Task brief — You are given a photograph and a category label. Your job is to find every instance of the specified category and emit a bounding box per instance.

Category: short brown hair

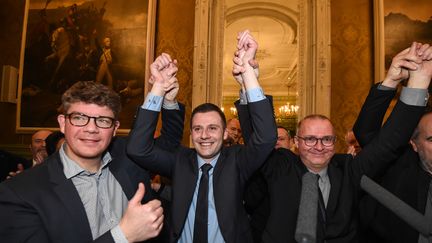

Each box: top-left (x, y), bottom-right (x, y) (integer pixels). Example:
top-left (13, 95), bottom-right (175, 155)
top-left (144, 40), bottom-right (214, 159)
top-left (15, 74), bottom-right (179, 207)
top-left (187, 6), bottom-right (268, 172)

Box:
top-left (61, 81), bottom-right (121, 118)
top-left (191, 103), bottom-right (226, 129)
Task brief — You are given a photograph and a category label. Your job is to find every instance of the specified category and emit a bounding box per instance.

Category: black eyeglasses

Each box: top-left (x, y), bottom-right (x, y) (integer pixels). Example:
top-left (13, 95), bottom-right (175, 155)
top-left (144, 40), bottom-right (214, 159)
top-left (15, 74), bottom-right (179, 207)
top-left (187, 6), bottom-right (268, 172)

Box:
top-left (65, 112), bottom-right (116, 129)
top-left (296, 135), bottom-right (336, 147)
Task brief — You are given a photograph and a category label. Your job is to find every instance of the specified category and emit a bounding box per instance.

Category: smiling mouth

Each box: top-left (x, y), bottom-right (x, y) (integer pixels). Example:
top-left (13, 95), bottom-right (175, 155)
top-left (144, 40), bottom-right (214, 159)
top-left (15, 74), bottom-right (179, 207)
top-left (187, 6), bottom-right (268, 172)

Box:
top-left (80, 138), bottom-right (100, 143)
top-left (200, 142), bottom-right (213, 146)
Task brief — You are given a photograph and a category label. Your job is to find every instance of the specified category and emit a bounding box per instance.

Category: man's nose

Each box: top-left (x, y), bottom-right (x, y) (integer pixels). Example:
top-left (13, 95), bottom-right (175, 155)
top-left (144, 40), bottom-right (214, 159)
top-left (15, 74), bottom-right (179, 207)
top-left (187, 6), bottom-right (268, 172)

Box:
top-left (83, 118), bottom-right (99, 132)
top-left (201, 129), bottom-right (210, 138)
top-left (314, 140), bottom-right (324, 150)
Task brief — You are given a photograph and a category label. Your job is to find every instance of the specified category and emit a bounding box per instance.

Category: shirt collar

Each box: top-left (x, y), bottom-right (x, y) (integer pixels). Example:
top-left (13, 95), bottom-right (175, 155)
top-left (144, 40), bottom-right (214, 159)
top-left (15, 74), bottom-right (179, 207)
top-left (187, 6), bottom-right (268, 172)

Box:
top-left (307, 166), bottom-right (328, 179)
top-left (60, 143), bottom-right (112, 179)
top-left (197, 153), bottom-right (220, 170)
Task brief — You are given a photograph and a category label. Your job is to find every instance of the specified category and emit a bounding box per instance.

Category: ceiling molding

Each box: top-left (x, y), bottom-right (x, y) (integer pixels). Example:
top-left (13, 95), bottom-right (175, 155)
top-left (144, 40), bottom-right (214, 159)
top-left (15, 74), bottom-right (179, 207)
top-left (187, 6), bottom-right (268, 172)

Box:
top-left (226, 3), bottom-right (299, 44)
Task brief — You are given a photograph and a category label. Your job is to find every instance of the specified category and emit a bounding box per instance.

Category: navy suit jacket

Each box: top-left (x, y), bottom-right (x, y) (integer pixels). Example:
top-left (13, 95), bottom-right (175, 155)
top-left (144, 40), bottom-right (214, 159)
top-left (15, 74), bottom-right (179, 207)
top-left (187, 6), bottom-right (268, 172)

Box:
top-left (127, 98), bottom-right (277, 243)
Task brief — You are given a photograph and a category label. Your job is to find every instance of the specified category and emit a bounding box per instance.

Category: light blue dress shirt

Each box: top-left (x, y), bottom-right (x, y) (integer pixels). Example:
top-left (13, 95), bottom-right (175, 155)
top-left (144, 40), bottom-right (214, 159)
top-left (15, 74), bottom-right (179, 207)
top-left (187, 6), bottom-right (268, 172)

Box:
top-left (139, 87), bottom-right (265, 242)
top-left (178, 87), bottom-right (266, 243)
top-left (178, 155), bottom-right (225, 243)
top-left (142, 92), bottom-right (180, 111)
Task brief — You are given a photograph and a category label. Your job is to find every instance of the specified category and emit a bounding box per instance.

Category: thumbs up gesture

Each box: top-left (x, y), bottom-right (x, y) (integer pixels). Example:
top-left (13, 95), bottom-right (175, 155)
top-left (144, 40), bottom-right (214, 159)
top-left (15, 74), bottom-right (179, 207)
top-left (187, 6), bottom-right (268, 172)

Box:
top-left (119, 183), bottom-right (164, 242)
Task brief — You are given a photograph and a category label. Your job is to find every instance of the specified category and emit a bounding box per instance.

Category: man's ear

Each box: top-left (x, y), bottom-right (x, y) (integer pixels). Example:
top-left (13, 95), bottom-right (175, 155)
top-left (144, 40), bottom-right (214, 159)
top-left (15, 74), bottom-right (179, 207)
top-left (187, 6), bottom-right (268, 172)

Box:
top-left (113, 121), bottom-right (120, 136)
top-left (410, 139), bottom-right (418, 152)
top-left (223, 128), bottom-right (229, 140)
top-left (58, 114), bottom-right (66, 134)
top-left (294, 136), bottom-right (299, 147)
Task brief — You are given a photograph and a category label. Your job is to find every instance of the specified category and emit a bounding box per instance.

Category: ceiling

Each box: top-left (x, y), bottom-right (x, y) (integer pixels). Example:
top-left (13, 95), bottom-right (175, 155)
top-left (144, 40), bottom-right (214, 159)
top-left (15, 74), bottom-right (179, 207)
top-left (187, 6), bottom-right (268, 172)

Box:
top-left (222, 0), bottom-right (299, 98)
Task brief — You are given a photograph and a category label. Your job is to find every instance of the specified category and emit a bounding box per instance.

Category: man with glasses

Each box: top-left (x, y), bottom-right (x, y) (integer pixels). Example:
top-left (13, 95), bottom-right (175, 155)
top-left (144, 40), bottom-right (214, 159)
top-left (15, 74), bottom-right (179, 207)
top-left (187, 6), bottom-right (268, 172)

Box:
top-left (248, 42), bottom-right (432, 243)
top-left (0, 69), bottom-right (184, 242)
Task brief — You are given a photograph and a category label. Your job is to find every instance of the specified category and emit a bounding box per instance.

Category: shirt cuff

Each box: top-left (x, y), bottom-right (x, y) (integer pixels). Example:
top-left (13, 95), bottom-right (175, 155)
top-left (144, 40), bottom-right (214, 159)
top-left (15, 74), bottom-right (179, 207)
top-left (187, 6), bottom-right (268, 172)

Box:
top-left (239, 89), bottom-right (247, 105)
top-left (111, 225), bottom-right (129, 243)
top-left (400, 87), bottom-right (429, 106)
top-left (142, 92), bottom-right (163, 111)
top-left (162, 100), bottom-right (180, 110)
top-left (246, 87), bottom-right (265, 103)
top-left (377, 83), bottom-right (397, 91)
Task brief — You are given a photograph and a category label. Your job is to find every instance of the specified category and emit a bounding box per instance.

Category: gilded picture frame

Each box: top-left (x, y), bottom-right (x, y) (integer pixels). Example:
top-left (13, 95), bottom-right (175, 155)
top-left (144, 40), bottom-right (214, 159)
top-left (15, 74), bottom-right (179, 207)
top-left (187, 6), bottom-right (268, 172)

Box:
top-left (374, 0), bottom-right (432, 82)
top-left (16, 0), bottom-right (157, 134)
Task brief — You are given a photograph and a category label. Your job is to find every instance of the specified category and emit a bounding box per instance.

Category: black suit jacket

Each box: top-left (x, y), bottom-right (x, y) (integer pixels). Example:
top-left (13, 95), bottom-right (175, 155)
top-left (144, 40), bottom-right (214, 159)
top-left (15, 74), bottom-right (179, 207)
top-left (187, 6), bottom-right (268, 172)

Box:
top-left (245, 85), bottom-right (425, 243)
top-left (0, 107), bottom-right (185, 243)
top-left (127, 98), bottom-right (277, 243)
top-left (354, 87), bottom-right (432, 243)
top-left (243, 148), bottom-right (297, 243)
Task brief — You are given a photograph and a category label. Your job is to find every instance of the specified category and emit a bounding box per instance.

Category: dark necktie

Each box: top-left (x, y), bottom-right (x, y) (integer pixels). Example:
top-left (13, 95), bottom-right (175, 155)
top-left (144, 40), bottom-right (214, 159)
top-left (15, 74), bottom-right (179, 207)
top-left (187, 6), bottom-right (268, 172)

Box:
top-left (193, 163), bottom-right (213, 243)
top-left (317, 174), bottom-right (327, 226)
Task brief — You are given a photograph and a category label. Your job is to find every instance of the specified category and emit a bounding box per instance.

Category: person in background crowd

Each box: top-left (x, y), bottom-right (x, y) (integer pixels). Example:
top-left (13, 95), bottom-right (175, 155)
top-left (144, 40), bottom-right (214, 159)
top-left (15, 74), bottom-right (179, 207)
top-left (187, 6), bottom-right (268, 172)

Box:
top-left (275, 126), bottom-right (292, 150)
top-left (45, 131), bottom-right (65, 156)
top-left (345, 130), bottom-right (361, 156)
top-left (224, 118), bottom-right (242, 146)
top-left (0, 150), bottom-right (27, 182)
top-left (29, 129), bottom-right (52, 167)
top-left (6, 129), bottom-right (52, 179)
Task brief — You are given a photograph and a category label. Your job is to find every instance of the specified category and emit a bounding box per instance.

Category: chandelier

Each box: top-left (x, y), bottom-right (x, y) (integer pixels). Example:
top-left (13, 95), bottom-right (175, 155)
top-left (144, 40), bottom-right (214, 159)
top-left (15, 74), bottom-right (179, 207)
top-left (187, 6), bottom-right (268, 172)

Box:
top-left (278, 102), bottom-right (299, 117)
top-left (221, 106), bottom-right (237, 116)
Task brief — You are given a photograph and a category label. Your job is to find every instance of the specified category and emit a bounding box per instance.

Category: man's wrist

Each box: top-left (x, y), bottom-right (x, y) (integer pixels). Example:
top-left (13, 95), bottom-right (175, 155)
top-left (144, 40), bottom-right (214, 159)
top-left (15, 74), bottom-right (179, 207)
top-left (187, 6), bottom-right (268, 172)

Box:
top-left (407, 74), bottom-right (431, 89)
top-left (150, 83), bottom-right (165, 96)
top-left (381, 79), bottom-right (399, 89)
top-left (111, 225), bottom-right (129, 243)
top-left (163, 99), bottom-right (179, 110)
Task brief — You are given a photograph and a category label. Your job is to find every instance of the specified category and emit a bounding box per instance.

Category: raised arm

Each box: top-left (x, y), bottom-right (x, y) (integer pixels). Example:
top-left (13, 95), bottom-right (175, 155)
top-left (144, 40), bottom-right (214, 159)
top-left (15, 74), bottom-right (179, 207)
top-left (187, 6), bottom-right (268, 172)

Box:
top-left (233, 30), bottom-right (277, 180)
top-left (354, 42), bottom-right (426, 147)
top-left (351, 42), bottom-right (432, 183)
top-left (127, 53), bottom-right (184, 177)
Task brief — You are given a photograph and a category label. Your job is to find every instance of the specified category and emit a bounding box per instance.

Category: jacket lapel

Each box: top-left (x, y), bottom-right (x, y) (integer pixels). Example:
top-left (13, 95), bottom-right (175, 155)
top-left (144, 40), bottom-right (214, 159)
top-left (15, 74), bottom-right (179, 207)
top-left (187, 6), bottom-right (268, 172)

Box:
top-left (109, 157), bottom-right (135, 200)
top-left (326, 159), bottom-right (343, 215)
top-left (212, 149), bottom-right (227, 186)
top-left (173, 151), bottom-right (199, 235)
top-left (48, 154), bottom-right (93, 241)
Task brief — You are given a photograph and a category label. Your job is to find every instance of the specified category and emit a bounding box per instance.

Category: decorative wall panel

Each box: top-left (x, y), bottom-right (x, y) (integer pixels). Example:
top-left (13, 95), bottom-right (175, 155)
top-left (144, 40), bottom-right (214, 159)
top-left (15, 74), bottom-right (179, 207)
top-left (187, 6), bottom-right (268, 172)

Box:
top-left (331, 0), bottom-right (374, 152)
